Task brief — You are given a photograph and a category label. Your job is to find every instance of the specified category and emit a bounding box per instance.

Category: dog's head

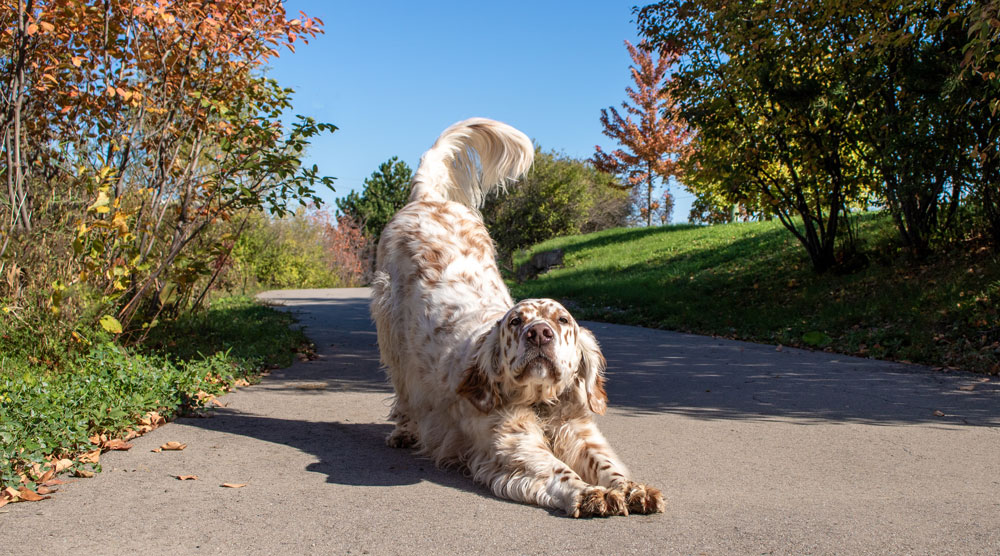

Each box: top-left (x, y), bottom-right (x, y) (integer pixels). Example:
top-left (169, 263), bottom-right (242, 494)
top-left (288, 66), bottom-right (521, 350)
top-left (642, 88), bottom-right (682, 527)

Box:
top-left (457, 299), bottom-right (607, 415)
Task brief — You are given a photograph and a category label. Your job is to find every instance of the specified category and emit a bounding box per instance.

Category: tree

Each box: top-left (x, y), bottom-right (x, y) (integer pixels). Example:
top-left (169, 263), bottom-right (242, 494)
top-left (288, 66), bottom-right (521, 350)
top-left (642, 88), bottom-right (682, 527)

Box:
top-left (637, 1), bottom-right (877, 272)
top-left (336, 156), bottom-right (413, 243)
top-left (593, 40), bottom-right (691, 227)
top-left (482, 148), bottom-right (629, 264)
top-left (0, 0), bottom-right (334, 330)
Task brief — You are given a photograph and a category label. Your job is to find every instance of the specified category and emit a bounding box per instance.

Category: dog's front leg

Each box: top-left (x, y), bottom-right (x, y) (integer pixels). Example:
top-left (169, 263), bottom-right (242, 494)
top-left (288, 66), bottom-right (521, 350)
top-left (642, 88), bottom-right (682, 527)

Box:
top-left (550, 418), bottom-right (665, 515)
top-left (474, 409), bottom-right (627, 518)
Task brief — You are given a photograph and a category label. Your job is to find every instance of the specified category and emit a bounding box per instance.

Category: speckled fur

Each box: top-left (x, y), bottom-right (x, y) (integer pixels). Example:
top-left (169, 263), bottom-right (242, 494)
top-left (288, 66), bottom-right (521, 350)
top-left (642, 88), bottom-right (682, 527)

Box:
top-left (370, 118), bottom-right (664, 517)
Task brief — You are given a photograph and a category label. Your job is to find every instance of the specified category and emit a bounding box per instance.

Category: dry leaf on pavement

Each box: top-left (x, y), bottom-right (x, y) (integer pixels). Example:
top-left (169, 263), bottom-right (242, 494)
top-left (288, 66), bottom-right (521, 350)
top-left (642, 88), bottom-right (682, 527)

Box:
top-left (73, 469), bottom-right (95, 478)
top-left (176, 475), bottom-right (198, 481)
top-left (104, 438), bottom-right (133, 451)
top-left (160, 441), bottom-right (187, 451)
top-left (78, 449), bottom-right (101, 464)
top-left (220, 483), bottom-right (247, 488)
top-left (17, 487), bottom-right (47, 502)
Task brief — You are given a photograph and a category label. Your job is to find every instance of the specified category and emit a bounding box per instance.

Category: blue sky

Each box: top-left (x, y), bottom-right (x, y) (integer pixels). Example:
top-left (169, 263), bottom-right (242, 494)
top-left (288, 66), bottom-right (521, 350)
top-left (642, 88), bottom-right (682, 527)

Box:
top-left (268, 1), bottom-right (693, 222)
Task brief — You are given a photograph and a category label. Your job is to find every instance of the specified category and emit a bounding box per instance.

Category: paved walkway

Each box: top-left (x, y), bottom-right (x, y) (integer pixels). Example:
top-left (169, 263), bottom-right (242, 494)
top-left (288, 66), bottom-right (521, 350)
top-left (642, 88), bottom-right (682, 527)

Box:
top-left (3, 288), bottom-right (999, 554)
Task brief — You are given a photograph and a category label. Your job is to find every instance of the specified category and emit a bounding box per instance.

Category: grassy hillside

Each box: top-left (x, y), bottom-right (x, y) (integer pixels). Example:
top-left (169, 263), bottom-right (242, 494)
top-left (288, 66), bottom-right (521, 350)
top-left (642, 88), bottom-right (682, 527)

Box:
top-left (511, 215), bottom-right (1000, 375)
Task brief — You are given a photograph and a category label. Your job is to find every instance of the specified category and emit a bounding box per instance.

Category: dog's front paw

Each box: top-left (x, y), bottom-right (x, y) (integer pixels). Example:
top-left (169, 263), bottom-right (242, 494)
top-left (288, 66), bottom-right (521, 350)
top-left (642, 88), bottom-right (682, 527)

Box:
top-left (618, 481), bottom-right (665, 515)
top-left (570, 486), bottom-right (629, 518)
top-left (385, 428), bottom-right (418, 449)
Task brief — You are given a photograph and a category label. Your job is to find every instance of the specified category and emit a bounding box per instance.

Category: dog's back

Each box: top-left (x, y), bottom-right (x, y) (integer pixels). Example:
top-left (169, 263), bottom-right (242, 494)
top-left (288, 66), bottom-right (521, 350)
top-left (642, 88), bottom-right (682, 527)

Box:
top-left (370, 118), bottom-right (534, 454)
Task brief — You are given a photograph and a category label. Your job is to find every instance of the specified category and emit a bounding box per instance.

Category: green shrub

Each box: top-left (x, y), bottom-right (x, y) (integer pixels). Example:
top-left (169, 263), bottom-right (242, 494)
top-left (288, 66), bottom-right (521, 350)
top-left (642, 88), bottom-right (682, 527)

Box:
top-left (482, 147), bottom-right (629, 266)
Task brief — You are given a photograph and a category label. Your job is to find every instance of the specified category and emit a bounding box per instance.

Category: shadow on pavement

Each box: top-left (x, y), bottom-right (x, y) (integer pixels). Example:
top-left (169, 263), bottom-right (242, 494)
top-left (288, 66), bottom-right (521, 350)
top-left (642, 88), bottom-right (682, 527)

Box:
top-left (261, 291), bottom-right (1000, 428)
top-left (593, 323), bottom-right (1000, 427)
top-left (183, 410), bottom-right (481, 492)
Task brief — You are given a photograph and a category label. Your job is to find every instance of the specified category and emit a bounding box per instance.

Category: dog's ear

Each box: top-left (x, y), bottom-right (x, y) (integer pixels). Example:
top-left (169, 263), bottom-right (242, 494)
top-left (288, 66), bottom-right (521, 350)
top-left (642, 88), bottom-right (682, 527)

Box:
top-left (578, 327), bottom-right (608, 415)
top-left (457, 363), bottom-right (497, 413)
top-left (456, 324), bottom-right (502, 413)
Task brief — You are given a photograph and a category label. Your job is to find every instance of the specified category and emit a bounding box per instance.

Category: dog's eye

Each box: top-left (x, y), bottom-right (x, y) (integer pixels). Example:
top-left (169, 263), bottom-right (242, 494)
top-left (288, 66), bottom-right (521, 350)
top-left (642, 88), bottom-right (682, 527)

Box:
top-left (509, 317), bottom-right (522, 327)
top-left (558, 316), bottom-right (569, 324)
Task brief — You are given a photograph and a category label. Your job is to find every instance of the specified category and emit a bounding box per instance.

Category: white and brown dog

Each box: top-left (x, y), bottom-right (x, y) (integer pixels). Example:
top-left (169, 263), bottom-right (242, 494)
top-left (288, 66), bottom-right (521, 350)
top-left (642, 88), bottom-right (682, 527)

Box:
top-left (371, 118), bottom-right (664, 517)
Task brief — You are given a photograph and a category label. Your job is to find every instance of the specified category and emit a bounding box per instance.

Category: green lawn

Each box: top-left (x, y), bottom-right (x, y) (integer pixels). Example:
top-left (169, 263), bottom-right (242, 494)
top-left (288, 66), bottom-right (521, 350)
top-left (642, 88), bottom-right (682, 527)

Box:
top-left (511, 214), bottom-right (1000, 375)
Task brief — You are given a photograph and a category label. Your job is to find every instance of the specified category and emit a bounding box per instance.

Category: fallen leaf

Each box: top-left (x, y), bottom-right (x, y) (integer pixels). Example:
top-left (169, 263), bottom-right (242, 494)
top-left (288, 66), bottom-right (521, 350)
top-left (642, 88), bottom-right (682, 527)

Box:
top-left (0, 497), bottom-right (8, 508)
top-left (105, 438), bottom-right (133, 450)
top-left (220, 483), bottom-right (246, 488)
top-left (54, 459), bottom-right (74, 473)
top-left (3, 486), bottom-right (20, 500)
top-left (234, 378), bottom-right (250, 387)
top-left (78, 449), bottom-right (101, 464)
top-left (176, 475), bottom-right (198, 481)
top-left (958, 385), bottom-right (976, 392)
top-left (933, 410), bottom-right (946, 417)
top-left (104, 438), bottom-right (134, 451)
top-left (74, 469), bottom-right (95, 478)
top-left (42, 479), bottom-right (69, 487)
top-left (150, 448), bottom-right (162, 453)
top-left (160, 441), bottom-right (187, 451)
top-left (775, 344), bottom-right (784, 352)
top-left (38, 468), bottom-right (55, 484)
top-left (210, 398), bottom-right (227, 407)
top-left (36, 485), bottom-right (57, 495)
top-left (17, 488), bottom-right (46, 502)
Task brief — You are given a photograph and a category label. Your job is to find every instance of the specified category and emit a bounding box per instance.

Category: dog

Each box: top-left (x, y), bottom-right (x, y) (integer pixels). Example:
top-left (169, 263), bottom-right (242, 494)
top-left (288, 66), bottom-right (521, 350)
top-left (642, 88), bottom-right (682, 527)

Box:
top-left (370, 118), bottom-right (664, 517)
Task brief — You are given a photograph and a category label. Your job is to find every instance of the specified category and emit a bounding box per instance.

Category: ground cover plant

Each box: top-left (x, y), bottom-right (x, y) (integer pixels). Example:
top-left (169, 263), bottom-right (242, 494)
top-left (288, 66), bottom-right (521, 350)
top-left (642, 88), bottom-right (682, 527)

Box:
top-left (512, 214), bottom-right (1000, 375)
top-left (0, 295), bottom-right (308, 500)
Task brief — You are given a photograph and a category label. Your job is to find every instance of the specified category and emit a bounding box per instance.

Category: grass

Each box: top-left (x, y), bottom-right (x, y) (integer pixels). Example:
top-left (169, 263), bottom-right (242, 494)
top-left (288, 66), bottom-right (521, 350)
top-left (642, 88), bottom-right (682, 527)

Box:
top-left (511, 213), bottom-right (1000, 375)
top-left (0, 295), bottom-right (309, 490)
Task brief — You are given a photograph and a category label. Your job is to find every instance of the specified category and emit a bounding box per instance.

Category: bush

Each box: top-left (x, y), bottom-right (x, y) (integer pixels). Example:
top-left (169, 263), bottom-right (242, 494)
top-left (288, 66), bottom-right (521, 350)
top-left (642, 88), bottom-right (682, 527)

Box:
top-left (224, 210), bottom-right (341, 294)
top-left (481, 148), bottom-right (629, 265)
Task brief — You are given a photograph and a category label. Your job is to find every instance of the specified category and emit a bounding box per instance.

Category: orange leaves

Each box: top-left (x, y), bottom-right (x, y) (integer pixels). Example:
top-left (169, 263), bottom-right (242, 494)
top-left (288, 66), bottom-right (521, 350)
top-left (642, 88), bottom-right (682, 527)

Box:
top-left (159, 441), bottom-right (187, 451)
top-left (0, 459), bottom-right (72, 506)
top-left (103, 439), bottom-right (134, 451)
top-left (220, 483), bottom-right (246, 489)
top-left (78, 449), bottom-right (101, 465)
top-left (594, 40), bottom-right (692, 226)
top-left (176, 475), bottom-right (198, 481)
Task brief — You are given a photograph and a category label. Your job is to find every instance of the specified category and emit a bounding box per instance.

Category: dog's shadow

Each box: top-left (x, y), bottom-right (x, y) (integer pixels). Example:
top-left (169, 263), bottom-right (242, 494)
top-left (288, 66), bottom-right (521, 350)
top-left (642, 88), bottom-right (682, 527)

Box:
top-left (182, 410), bottom-right (482, 492)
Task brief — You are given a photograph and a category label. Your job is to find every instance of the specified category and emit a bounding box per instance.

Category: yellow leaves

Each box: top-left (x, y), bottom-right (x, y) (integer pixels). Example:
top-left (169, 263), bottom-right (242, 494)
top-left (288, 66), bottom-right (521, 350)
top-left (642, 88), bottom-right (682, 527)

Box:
top-left (99, 315), bottom-right (123, 334)
top-left (88, 191), bottom-right (111, 213)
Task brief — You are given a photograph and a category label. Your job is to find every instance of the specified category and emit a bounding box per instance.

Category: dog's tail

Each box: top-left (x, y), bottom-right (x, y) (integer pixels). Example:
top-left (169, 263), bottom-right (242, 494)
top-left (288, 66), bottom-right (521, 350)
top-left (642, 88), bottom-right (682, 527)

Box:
top-left (409, 118), bottom-right (534, 208)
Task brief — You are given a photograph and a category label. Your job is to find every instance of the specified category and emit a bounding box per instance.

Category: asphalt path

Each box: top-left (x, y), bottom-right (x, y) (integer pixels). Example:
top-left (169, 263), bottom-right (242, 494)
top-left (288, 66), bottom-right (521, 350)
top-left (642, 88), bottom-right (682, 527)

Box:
top-left (3, 288), bottom-right (999, 555)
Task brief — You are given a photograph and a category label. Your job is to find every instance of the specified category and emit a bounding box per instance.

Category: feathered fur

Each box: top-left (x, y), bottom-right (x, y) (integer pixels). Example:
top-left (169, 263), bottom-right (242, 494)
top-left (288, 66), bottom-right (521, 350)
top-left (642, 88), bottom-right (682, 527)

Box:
top-left (370, 118), bottom-right (664, 517)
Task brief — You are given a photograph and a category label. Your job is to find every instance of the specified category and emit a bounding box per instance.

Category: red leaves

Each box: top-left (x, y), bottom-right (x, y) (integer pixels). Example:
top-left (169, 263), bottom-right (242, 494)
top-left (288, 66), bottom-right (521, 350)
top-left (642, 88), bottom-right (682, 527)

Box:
top-left (594, 40), bottom-right (693, 226)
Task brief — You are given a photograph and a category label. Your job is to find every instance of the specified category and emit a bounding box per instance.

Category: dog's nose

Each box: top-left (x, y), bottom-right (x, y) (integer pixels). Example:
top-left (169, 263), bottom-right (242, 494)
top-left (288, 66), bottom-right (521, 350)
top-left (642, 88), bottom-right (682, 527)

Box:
top-left (525, 323), bottom-right (554, 346)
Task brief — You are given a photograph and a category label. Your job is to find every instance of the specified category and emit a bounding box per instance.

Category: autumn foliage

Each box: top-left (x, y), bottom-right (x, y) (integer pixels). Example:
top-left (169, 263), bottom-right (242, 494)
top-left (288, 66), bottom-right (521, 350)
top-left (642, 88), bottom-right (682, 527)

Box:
top-left (593, 40), bottom-right (691, 227)
top-left (1, 0), bottom-right (334, 333)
